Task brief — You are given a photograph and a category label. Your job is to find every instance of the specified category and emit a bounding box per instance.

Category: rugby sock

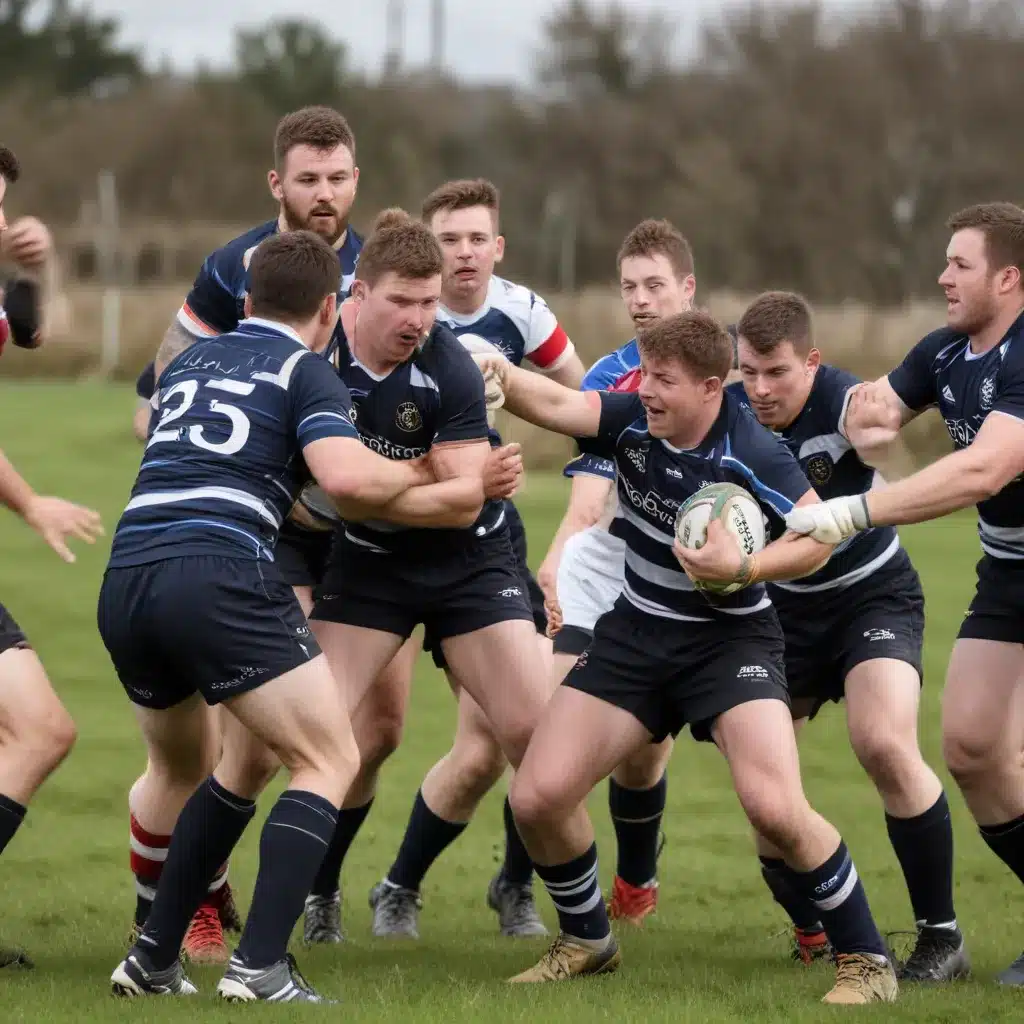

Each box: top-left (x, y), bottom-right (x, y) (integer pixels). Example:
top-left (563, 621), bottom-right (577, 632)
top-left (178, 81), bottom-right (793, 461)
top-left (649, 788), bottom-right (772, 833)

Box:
top-left (885, 792), bottom-right (957, 928)
top-left (609, 774), bottom-right (666, 887)
top-left (386, 789), bottom-right (467, 892)
top-left (758, 856), bottom-right (824, 932)
top-left (310, 797), bottom-right (374, 898)
top-left (534, 843), bottom-right (611, 944)
top-left (979, 811), bottom-right (1024, 886)
top-left (789, 841), bottom-right (887, 958)
top-left (0, 793), bottom-right (26, 856)
top-left (236, 790), bottom-right (339, 969)
top-left (500, 796), bottom-right (534, 886)
top-left (135, 777), bottom-right (256, 970)
top-left (130, 814), bottom-right (170, 928)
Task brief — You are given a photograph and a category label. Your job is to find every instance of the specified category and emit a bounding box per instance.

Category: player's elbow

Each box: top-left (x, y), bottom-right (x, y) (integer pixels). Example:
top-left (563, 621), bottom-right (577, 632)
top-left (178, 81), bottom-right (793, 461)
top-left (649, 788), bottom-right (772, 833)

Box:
top-left (320, 467), bottom-right (382, 506)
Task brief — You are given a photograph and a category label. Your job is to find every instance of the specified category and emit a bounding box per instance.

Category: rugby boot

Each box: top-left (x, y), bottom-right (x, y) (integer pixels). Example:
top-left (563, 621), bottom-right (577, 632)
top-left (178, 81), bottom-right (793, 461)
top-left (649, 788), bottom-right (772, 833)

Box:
top-left (303, 890), bottom-right (344, 944)
top-left (181, 899), bottom-right (230, 964)
top-left (369, 879), bottom-right (421, 938)
top-left (821, 953), bottom-right (898, 1005)
top-left (508, 933), bottom-right (621, 983)
top-left (111, 947), bottom-right (197, 997)
top-left (607, 875), bottom-right (658, 924)
top-left (213, 880), bottom-right (243, 933)
top-left (487, 872), bottom-right (548, 937)
top-left (996, 949), bottom-right (1024, 986)
top-left (898, 925), bottom-right (969, 982)
top-left (217, 952), bottom-right (333, 1003)
top-left (792, 925), bottom-right (832, 965)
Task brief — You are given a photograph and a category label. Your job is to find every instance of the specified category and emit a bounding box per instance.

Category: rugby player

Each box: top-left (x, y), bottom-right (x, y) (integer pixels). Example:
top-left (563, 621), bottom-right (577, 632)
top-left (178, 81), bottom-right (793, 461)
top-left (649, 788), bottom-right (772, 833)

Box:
top-left (785, 201), bottom-right (1024, 984)
top-left (124, 105), bottom-right (407, 961)
top-left (306, 210), bottom-right (556, 945)
top-left (105, 230), bottom-right (447, 1002)
top-left (473, 311), bottom-right (899, 1004)
top-left (733, 290), bottom-right (966, 979)
top-left (333, 180), bottom-right (582, 941)
top-left (536, 220), bottom-right (696, 925)
top-left (0, 144), bottom-right (103, 967)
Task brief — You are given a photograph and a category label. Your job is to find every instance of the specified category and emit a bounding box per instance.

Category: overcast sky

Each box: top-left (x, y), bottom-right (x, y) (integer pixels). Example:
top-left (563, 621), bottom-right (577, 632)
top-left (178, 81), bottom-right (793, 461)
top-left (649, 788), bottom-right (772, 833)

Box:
top-left (78, 0), bottom-right (869, 82)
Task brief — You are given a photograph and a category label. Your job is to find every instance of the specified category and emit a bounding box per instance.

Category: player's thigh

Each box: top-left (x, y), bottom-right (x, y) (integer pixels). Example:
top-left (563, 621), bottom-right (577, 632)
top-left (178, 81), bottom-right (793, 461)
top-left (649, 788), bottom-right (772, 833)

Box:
top-left (312, 620), bottom-right (408, 715)
top-left (292, 585), bottom-right (314, 618)
top-left (442, 618), bottom-right (550, 759)
top-left (514, 684), bottom-right (652, 820)
top-left (351, 634), bottom-right (418, 759)
top-left (942, 638), bottom-right (1024, 764)
top-left (132, 692), bottom-right (217, 782)
top-left (224, 653), bottom-right (357, 783)
top-left (712, 698), bottom-right (808, 836)
top-left (845, 657), bottom-right (923, 755)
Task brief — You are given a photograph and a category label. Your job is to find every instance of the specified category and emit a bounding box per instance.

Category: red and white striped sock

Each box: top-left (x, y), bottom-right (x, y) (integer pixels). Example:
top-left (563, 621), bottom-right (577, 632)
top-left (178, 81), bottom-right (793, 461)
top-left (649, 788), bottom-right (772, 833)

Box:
top-left (130, 813), bottom-right (169, 928)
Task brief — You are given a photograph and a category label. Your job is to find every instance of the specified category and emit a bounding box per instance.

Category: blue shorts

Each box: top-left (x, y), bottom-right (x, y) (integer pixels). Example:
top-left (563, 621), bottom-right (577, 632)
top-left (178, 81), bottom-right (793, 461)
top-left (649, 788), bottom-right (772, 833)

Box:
top-left (98, 555), bottom-right (320, 709)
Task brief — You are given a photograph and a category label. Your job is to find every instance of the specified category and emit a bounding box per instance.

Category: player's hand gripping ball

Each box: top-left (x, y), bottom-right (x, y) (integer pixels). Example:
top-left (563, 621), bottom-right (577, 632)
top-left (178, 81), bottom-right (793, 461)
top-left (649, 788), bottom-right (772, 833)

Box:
top-left (674, 482), bottom-right (765, 595)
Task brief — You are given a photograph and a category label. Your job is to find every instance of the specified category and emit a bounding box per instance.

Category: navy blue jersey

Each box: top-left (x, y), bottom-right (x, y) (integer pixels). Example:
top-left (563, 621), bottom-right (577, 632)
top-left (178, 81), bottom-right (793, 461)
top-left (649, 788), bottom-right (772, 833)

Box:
top-left (330, 320), bottom-right (495, 554)
top-left (889, 312), bottom-right (1024, 559)
top-left (108, 318), bottom-right (360, 568)
top-left (729, 366), bottom-right (901, 589)
top-left (581, 390), bottom-right (813, 621)
top-left (180, 219), bottom-right (363, 338)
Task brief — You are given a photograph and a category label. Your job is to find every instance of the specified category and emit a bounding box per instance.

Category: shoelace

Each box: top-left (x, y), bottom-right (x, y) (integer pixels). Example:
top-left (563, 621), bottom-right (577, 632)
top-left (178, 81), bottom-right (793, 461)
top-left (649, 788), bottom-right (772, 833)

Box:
top-left (184, 904), bottom-right (223, 949)
top-left (900, 929), bottom-right (959, 975)
top-left (834, 953), bottom-right (882, 990)
top-left (539, 938), bottom-right (576, 979)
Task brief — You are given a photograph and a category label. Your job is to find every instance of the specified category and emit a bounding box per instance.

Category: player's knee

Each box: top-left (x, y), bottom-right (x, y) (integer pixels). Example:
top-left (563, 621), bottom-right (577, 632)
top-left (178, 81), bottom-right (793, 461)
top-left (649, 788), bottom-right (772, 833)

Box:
top-left (738, 785), bottom-right (804, 851)
top-left (452, 735), bottom-right (507, 798)
top-left (613, 745), bottom-right (668, 790)
top-left (19, 700), bottom-right (77, 775)
top-left (509, 770), bottom-right (571, 831)
top-left (851, 729), bottom-right (918, 793)
top-left (942, 723), bottom-right (999, 787)
top-left (354, 711), bottom-right (404, 772)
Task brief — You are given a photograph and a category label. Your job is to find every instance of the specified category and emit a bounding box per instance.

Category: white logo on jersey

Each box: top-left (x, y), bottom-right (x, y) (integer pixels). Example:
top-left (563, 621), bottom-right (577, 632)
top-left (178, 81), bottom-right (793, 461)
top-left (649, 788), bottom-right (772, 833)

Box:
top-left (498, 586), bottom-right (522, 598)
top-left (980, 376), bottom-right (995, 411)
top-left (620, 475), bottom-right (680, 526)
top-left (666, 467), bottom-right (683, 479)
top-left (942, 384), bottom-right (955, 403)
top-left (623, 445), bottom-right (647, 473)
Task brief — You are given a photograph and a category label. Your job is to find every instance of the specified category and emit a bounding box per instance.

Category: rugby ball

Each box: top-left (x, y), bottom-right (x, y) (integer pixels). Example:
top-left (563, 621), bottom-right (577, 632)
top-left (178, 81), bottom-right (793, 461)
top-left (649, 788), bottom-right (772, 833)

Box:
top-left (675, 482), bottom-right (765, 595)
top-left (288, 482), bottom-right (341, 532)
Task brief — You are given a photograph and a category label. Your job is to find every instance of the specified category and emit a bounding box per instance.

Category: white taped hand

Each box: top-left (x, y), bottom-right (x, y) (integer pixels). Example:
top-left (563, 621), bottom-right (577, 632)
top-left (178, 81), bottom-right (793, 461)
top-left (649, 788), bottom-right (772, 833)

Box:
top-left (784, 494), bottom-right (872, 545)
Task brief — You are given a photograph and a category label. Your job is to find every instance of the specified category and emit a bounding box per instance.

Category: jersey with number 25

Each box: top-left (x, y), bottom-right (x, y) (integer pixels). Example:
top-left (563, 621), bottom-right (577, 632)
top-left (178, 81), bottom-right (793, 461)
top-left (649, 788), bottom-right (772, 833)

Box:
top-left (108, 318), bottom-right (360, 568)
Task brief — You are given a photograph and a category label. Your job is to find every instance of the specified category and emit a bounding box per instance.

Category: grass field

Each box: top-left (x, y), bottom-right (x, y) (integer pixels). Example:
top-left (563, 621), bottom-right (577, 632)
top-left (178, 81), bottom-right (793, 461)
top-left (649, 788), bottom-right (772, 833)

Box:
top-left (0, 380), bottom-right (1021, 1022)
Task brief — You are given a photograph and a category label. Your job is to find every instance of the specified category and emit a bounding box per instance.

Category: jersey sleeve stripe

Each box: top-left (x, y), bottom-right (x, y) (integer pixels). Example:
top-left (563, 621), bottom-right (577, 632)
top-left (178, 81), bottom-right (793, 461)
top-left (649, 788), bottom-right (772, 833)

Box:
top-left (177, 304), bottom-right (221, 338)
top-left (528, 325), bottom-right (572, 370)
top-left (720, 455), bottom-right (796, 516)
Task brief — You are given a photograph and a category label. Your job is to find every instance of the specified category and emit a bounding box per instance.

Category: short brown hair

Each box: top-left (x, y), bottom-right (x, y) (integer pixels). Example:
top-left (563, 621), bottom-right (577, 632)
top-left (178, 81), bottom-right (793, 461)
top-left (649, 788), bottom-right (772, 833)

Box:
top-left (737, 291), bottom-right (814, 357)
top-left (617, 219), bottom-right (694, 279)
top-left (637, 310), bottom-right (733, 380)
top-left (0, 146), bottom-right (20, 184)
top-left (274, 106), bottom-right (355, 169)
top-left (948, 202), bottom-right (1024, 287)
top-left (357, 207), bottom-right (443, 286)
top-left (248, 230), bottom-right (340, 322)
top-left (421, 178), bottom-right (500, 226)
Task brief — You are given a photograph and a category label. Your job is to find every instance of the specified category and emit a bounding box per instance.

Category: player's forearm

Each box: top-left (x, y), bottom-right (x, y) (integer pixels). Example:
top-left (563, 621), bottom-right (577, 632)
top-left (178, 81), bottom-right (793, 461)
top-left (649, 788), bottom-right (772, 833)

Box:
top-left (503, 365), bottom-right (591, 436)
top-left (376, 477), bottom-right (485, 528)
top-left (864, 447), bottom-right (1008, 526)
top-left (0, 450), bottom-right (36, 518)
top-left (755, 533), bottom-right (831, 582)
top-left (320, 450), bottom-right (430, 509)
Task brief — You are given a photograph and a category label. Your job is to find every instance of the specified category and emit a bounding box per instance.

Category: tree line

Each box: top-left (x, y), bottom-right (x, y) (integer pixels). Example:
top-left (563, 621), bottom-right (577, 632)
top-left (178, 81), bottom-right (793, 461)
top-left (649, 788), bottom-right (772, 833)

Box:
top-left (1, 0), bottom-right (1022, 304)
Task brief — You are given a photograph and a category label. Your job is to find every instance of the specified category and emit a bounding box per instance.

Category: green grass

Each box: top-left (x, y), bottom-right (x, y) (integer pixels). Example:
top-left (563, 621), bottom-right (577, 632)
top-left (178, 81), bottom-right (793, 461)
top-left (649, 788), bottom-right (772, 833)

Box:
top-left (0, 379), bottom-right (1020, 1022)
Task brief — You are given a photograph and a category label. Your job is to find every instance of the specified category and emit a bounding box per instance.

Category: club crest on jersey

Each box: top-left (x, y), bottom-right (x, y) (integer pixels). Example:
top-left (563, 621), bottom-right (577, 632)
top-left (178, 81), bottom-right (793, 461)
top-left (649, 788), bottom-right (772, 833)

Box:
top-left (396, 401), bottom-right (422, 432)
top-left (804, 452), bottom-right (833, 486)
top-left (980, 376), bottom-right (995, 411)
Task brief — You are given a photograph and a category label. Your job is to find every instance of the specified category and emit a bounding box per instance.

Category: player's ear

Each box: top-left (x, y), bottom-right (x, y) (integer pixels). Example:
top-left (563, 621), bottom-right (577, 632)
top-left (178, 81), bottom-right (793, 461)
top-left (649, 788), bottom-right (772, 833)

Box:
top-left (494, 234), bottom-right (505, 264)
top-left (320, 291), bottom-right (338, 325)
top-left (268, 169), bottom-right (283, 202)
top-left (682, 273), bottom-right (696, 305)
top-left (350, 279), bottom-right (367, 302)
top-left (243, 293), bottom-right (253, 318)
top-left (806, 347), bottom-right (821, 373)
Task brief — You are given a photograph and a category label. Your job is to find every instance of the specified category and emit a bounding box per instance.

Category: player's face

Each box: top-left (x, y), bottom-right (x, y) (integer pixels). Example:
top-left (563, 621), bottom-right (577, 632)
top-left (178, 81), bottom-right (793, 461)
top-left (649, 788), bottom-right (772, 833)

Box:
top-left (353, 271), bottom-right (442, 363)
top-left (737, 338), bottom-right (819, 429)
top-left (939, 227), bottom-right (1006, 335)
top-left (431, 206), bottom-right (504, 306)
top-left (619, 254), bottom-right (695, 332)
top-left (270, 144), bottom-right (358, 246)
top-left (638, 353), bottom-right (718, 441)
